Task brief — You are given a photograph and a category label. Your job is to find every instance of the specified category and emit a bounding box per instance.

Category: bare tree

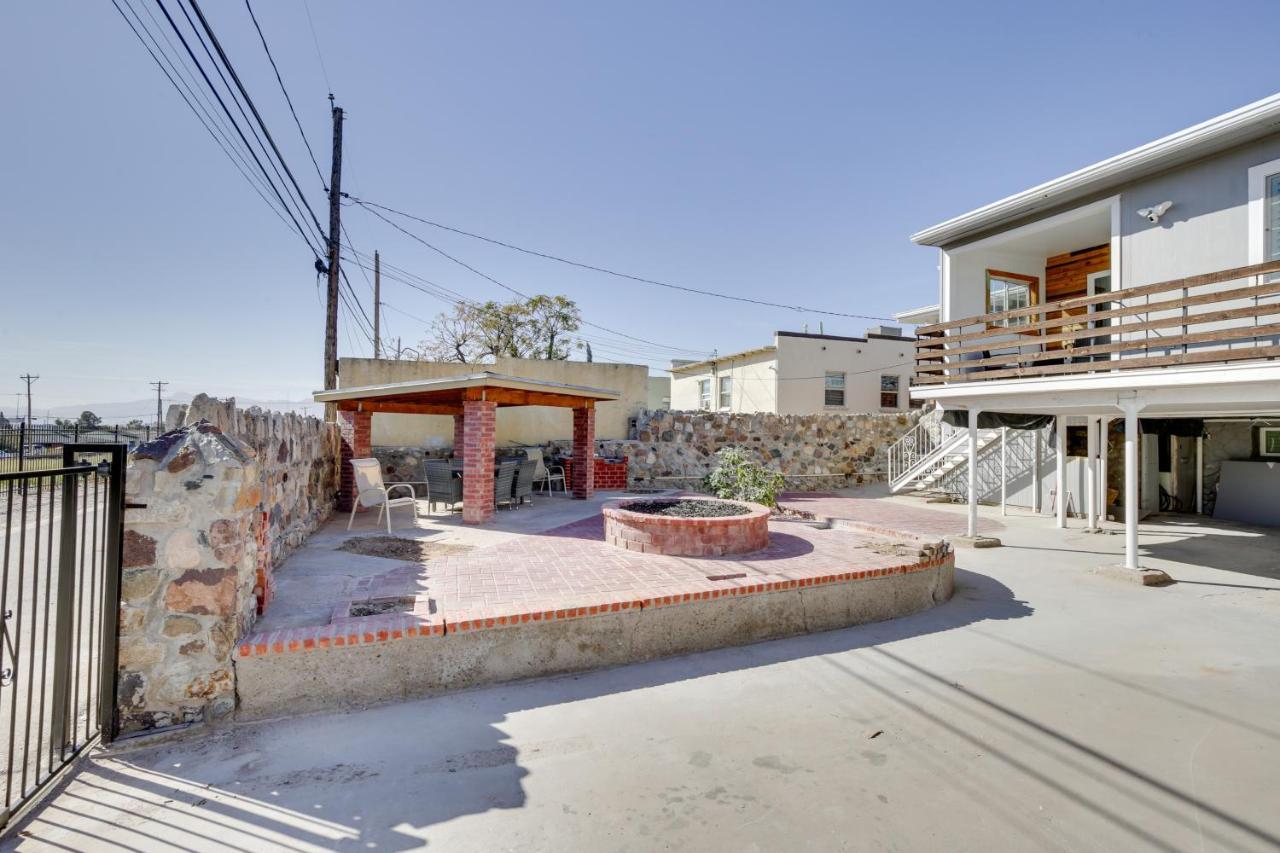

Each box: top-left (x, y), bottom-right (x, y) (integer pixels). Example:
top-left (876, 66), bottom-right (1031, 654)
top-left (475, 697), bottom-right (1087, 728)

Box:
top-left (420, 296), bottom-right (582, 362)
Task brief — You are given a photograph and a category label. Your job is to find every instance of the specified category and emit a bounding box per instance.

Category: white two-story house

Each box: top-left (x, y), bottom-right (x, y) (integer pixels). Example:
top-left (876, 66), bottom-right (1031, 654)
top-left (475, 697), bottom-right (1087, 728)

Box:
top-left (898, 92), bottom-right (1280, 579)
top-left (669, 328), bottom-right (918, 415)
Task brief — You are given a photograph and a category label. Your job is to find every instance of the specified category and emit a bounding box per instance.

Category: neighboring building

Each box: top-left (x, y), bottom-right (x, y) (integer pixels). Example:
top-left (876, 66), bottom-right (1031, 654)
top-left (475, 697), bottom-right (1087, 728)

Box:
top-left (893, 92), bottom-right (1280, 573)
top-left (339, 356), bottom-right (648, 447)
top-left (669, 328), bottom-right (917, 415)
top-left (646, 375), bottom-right (671, 411)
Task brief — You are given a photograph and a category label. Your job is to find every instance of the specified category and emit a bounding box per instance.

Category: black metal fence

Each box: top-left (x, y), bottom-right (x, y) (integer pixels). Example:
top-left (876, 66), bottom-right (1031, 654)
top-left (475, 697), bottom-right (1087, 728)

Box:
top-left (0, 424), bottom-right (154, 473)
top-left (0, 444), bottom-right (124, 829)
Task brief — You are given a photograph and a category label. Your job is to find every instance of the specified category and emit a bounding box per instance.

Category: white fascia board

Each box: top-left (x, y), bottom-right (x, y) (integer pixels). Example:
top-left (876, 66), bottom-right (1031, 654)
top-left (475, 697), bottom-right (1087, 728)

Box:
top-left (912, 93), bottom-right (1280, 248)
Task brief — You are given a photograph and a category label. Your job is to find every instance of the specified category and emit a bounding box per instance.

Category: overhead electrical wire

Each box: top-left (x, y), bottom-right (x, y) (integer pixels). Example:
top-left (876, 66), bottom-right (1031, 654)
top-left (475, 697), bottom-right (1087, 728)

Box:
top-left (345, 195), bottom-right (899, 323)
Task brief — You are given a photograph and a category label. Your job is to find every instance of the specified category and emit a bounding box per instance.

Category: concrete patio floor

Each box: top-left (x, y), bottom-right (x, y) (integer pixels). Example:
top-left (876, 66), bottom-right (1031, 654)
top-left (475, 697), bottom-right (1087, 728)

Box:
top-left (7, 494), bottom-right (1280, 851)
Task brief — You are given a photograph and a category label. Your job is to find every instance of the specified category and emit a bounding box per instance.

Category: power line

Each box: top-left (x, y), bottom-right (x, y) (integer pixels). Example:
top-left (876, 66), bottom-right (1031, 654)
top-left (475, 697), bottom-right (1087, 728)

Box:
top-left (348, 200), bottom-right (712, 356)
top-left (345, 195), bottom-right (899, 323)
top-left (299, 0), bottom-right (332, 96)
top-left (242, 0), bottom-right (327, 188)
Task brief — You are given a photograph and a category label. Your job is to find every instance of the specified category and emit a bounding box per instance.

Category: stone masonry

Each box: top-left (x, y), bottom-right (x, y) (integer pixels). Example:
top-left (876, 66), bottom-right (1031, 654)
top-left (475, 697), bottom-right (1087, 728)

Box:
top-left (118, 399), bottom-right (338, 735)
top-left (552, 409), bottom-right (919, 492)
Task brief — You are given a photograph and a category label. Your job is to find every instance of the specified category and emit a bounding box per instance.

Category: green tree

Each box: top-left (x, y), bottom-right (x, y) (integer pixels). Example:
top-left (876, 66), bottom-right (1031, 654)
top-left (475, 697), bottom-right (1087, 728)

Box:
top-left (420, 295), bottom-right (582, 362)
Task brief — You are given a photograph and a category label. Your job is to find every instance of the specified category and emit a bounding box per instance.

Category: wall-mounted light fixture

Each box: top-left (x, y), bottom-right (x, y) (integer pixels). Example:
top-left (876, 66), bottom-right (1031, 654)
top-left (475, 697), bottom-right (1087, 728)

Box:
top-left (1137, 201), bottom-right (1173, 224)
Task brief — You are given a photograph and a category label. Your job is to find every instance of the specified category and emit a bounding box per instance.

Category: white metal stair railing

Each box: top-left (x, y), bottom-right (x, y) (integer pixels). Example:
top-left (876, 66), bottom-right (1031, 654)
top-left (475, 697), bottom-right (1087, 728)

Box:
top-left (916, 429), bottom-right (1004, 496)
top-left (888, 409), bottom-right (964, 492)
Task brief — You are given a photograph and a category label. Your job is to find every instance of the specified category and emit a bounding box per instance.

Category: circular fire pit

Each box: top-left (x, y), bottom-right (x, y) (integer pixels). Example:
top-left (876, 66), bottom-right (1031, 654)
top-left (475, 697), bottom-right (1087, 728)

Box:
top-left (603, 498), bottom-right (770, 557)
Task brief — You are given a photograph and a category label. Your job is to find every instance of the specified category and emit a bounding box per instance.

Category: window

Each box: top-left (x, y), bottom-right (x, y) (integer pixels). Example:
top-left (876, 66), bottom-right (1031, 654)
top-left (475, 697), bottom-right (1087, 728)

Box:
top-left (718, 375), bottom-right (732, 409)
top-left (698, 379), bottom-right (711, 410)
top-left (985, 270), bottom-right (1039, 328)
top-left (879, 374), bottom-right (900, 409)
top-left (1269, 172), bottom-right (1280, 262)
top-left (824, 372), bottom-right (845, 407)
top-left (1247, 158), bottom-right (1280, 280)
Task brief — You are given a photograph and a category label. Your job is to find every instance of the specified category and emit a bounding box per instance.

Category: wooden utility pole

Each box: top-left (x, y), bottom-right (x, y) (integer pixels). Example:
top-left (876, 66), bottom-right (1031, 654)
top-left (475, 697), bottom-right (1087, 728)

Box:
top-left (323, 102), bottom-right (344, 419)
top-left (373, 250), bottom-right (382, 359)
top-left (150, 380), bottom-right (168, 431)
top-left (19, 374), bottom-right (38, 432)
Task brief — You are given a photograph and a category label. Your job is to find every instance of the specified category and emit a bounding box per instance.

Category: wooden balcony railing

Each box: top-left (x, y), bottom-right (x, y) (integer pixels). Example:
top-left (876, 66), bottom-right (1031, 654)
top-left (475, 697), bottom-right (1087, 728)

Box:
top-left (914, 260), bottom-right (1280, 385)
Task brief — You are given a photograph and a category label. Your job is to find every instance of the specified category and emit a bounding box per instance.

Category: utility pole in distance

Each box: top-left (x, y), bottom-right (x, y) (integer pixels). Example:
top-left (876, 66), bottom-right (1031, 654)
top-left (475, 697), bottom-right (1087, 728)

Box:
top-left (150, 380), bottom-right (168, 431)
top-left (323, 100), bottom-right (344, 419)
top-left (19, 374), bottom-right (38, 431)
top-left (373, 250), bottom-right (382, 359)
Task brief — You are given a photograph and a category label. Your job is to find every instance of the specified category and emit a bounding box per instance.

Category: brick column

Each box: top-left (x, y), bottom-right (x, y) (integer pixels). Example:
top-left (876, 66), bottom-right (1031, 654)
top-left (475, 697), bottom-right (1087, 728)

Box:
top-left (452, 414), bottom-right (466, 457)
top-left (462, 400), bottom-right (496, 524)
top-left (338, 410), bottom-right (372, 512)
top-left (571, 406), bottom-right (595, 499)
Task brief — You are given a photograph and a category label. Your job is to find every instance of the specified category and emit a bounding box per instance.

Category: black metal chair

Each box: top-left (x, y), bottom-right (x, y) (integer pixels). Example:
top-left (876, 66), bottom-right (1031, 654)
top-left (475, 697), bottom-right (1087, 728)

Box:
top-left (423, 459), bottom-right (463, 514)
top-left (494, 460), bottom-right (519, 509)
top-left (512, 460), bottom-right (537, 508)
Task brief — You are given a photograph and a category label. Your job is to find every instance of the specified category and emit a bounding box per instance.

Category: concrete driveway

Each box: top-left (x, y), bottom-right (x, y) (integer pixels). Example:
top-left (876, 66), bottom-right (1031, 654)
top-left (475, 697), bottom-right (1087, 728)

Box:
top-left (6, 498), bottom-right (1279, 851)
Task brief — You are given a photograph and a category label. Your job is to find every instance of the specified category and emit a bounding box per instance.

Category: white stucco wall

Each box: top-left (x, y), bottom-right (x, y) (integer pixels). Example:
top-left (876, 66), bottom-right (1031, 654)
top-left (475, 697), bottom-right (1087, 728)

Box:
top-left (339, 357), bottom-right (649, 448)
top-left (670, 350), bottom-right (778, 413)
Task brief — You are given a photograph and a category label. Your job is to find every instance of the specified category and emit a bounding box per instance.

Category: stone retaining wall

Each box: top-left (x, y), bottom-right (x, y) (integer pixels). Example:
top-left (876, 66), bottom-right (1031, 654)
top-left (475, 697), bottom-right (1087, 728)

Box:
top-left (118, 398), bottom-right (339, 735)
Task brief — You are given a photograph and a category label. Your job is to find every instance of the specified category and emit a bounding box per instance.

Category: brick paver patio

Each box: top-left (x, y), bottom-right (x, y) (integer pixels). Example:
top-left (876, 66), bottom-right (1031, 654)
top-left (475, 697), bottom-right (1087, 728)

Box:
top-left (777, 492), bottom-right (1005, 538)
top-left (239, 510), bottom-right (942, 656)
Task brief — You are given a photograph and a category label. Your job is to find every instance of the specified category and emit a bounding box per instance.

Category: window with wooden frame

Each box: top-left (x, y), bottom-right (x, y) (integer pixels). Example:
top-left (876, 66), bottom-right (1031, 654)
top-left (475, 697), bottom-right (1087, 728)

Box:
top-left (985, 269), bottom-right (1039, 329)
top-left (879, 374), bottom-right (900, 409)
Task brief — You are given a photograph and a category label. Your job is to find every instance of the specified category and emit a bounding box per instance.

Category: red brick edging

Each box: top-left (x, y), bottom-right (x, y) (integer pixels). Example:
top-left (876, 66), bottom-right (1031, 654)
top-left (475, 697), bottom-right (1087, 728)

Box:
top-left (236, 551), bottom-right (953, 659)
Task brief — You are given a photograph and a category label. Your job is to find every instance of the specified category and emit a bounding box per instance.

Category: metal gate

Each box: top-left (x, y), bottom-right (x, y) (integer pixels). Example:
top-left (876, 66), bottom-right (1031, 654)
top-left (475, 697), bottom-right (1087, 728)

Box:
top-left (0, 444), bottom-right (124, 829)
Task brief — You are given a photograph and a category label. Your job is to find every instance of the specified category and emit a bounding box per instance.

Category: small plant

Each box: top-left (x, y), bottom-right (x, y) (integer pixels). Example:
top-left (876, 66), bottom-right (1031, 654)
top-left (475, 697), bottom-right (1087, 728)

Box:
top-left (703, 446), bottom-right (785, 507)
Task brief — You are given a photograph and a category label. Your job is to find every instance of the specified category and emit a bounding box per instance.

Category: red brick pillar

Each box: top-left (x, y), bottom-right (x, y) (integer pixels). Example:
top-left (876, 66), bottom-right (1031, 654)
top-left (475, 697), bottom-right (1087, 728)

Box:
top-left (462, 400), bottom-right (496, 524)
top-left (452, 414), bottom-right (466, 457)
top-left (337, 410), bottom-right (372, 511)
top-left (571, 406), bottom-right (595, 499)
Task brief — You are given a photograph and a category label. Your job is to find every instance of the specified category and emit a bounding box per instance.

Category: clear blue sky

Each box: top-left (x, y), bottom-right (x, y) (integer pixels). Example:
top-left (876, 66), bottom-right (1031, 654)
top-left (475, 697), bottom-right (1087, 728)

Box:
top-left (3, 0), bottom-right (1276, 419)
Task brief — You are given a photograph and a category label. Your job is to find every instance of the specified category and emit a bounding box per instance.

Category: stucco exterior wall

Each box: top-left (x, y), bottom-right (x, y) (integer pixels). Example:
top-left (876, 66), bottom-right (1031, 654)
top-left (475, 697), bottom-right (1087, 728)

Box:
top-left (339, 357), bottom-right (649, 447)
top-left (670, 350), bottom-right (778, 412)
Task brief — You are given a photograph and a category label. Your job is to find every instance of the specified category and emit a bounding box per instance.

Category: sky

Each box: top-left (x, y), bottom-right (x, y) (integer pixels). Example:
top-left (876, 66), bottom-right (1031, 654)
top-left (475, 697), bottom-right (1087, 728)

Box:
top-left (2, 0), bottom-right (1277, 422)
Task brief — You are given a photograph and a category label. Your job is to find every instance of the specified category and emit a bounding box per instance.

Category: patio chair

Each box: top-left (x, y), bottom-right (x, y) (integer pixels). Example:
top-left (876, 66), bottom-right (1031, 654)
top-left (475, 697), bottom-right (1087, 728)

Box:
top-left (526, 448), bottom-right (566, 495)
top-left (512, 459), bottom-right (537, 508)
top-left (494, 460), bottom-right (519, 509)
top-left (347, 458), bottom-right (417, 533)
top-left (422, 459), bottom-right (463, 514)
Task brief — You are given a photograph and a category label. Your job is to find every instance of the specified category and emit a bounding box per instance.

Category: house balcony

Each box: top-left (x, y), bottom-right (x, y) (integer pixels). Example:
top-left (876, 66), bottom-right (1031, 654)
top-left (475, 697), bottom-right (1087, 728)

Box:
top-left (914, 260), bottom-right (1280, 389)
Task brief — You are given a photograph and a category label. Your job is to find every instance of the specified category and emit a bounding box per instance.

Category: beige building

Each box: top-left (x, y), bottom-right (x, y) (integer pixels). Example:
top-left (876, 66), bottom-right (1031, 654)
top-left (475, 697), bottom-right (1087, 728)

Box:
top-left (339, 356), bottom-right (650, 447)
top-left (669, 328), bottom-right (918, 415)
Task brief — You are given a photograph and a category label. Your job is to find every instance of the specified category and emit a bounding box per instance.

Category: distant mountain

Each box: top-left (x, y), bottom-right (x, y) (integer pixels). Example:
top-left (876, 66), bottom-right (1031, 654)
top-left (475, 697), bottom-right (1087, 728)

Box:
top-left (40, 392), bottom-right (323, 422)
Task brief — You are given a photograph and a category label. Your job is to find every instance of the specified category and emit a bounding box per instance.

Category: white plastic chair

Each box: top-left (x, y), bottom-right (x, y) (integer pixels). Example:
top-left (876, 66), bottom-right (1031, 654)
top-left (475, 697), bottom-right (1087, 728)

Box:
top-left (525, 448), bottom-right (566, 495)
top-left (347, 458), bottom-right (418, 532)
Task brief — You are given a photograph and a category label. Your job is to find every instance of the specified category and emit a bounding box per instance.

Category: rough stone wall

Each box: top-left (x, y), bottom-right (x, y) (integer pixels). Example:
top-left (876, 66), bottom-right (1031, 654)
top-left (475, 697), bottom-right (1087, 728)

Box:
top-left (117, 399), bottom-right (338, 735)
top-left (551, 409), bottom-right (917, 492)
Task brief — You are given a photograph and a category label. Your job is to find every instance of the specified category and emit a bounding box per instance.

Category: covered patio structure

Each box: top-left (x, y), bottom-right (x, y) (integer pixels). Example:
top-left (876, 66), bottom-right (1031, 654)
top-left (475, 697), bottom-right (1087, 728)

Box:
top-left (315, 371), bottom-right (620, 524)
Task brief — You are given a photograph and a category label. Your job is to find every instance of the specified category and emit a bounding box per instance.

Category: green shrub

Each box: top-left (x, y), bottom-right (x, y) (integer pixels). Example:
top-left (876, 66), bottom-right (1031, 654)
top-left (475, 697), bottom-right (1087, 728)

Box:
top-left (702, 446), bottom-right (785, 507)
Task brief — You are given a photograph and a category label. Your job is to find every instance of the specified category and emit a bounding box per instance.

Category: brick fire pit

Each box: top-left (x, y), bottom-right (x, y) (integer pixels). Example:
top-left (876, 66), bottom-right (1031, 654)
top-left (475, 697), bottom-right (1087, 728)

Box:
top-left (602, 498), bottom-right (770, 557)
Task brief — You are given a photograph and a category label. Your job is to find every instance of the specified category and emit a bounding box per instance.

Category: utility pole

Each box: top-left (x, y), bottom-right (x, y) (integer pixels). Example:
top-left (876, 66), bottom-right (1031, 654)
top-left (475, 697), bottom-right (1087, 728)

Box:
top-left (323, 100), bottom-right (344, 419)
top-left (373, 250), bottom-right (382, 359)
top-left (18, 374), bottom-right (38, 432)
top-left (395, 337), bottom-right (402, 360)
top-left (150, 380), bottom-right (168, 431)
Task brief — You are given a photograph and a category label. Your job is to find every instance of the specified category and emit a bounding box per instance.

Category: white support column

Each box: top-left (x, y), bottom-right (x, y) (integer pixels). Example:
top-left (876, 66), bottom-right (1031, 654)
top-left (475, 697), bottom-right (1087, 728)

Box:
top-left (1000, 427), bottom-right (1008, 517)
top-left (967, 407), bottom-right (982, 538)
top-left (1195, 435), bottom-right (1204, 515)
top-left (1085, 417), bottom-right (1098, 530)
top-left (1032, 427), bottom-right (1042, 514)
top-left (1123, 403), bottom-right (1141, 570)
top-left (1055, 415), bottom-right (1068, 528)
top-left (1098, 417), bottom-right (1110, 523)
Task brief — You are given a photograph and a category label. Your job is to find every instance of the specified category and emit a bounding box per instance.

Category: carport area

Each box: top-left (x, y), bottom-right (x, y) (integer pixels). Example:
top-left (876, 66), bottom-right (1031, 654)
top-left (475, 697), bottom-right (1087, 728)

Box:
top-left (10, 492), bottom-right (1280, 851)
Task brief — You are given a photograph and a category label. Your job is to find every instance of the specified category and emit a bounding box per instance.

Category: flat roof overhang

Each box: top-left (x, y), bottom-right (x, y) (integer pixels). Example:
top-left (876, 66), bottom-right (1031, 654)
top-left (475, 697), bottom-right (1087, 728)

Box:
top-left (910, 361), bottom-right (1280, 418)
top-left (313, 371), bottom-right (621, 415)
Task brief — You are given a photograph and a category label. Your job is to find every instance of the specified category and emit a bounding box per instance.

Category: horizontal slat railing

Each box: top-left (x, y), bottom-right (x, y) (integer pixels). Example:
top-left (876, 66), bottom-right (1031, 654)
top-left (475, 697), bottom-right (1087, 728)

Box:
top-left (915, 260), bottom-right (1280, 386)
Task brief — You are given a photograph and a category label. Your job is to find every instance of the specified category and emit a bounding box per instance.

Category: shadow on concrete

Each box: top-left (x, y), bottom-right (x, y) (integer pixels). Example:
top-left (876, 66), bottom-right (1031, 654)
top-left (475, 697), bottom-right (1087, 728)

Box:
top-left (1139, 515), bottom-right (1280, 581)
top-left (12, 569), bottom-right (1028, 850)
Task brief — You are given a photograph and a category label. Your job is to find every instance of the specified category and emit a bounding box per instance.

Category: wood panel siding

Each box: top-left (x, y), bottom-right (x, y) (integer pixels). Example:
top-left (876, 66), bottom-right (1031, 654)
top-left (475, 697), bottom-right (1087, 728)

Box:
top-left (1043, 244), bottom-right (1110, 350)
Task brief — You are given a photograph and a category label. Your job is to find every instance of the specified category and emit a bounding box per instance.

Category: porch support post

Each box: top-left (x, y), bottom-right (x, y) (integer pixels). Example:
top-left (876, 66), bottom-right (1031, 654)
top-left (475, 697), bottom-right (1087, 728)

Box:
top-left (1085, 417), bottom-right (1098, 530)
top-left (1032, 427), bottom-right (1042, 514)
top-left (462, 399), bottom-right (496, 524)
top-left (1123, 402), bottom-right (1141, 569)
top-left (452, 414), bottom-right (466, 457)
top-left (1098, 417), bottom-right (1110, 523)
top-left (1055, 415), bottom-right (1067, 528)
top-left (967, 406), bottom-right (982, 538)
top-left (571, 404), bottom-right (596, 500)
top-left (338, 409), bottom-right (372, 512)
top-left (1195, 435), bottom-right (1204, 514)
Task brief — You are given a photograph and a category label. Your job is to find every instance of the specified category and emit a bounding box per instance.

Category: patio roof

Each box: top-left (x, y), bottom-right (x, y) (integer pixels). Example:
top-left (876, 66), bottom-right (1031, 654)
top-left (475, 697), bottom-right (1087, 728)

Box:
top-left (313, 371), bottom-right (621, 415)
